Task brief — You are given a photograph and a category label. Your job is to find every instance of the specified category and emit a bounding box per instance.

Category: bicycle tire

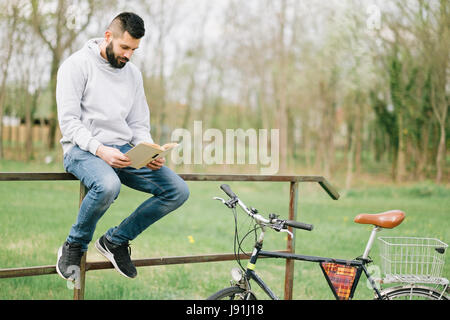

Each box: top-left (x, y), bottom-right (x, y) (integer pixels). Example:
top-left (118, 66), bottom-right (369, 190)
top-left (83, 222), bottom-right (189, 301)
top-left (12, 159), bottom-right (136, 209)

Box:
top-left (206, 286), bottom-right (257, 300)
top-left (379, 285), bottom-right (448, 300)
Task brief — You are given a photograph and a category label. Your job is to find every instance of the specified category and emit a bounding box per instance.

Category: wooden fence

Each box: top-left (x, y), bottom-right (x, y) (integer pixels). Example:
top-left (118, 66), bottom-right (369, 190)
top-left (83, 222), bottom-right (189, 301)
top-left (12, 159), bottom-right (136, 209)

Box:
top-left (0, 172), bottom-right (339, 300)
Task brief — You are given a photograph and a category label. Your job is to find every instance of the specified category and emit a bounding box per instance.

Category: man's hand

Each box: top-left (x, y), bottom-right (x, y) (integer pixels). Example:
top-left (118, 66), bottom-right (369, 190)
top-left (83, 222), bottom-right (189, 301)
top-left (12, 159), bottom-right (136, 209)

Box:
top-left (96, 145), bottom-right (131, 168)
top-left (146, 157), bottom-right (165, 170)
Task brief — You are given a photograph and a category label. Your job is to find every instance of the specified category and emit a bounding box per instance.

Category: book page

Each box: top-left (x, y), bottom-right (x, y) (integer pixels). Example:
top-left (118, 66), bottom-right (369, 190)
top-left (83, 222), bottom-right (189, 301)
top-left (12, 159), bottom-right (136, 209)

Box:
top-left (125, 142), bottom-right (179, 169)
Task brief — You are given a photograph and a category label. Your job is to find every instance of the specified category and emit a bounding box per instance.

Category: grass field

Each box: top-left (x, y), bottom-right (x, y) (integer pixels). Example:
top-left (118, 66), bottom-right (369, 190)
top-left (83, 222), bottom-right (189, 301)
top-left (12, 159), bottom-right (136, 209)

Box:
top-left (0, 159), bottom-right (448, 300)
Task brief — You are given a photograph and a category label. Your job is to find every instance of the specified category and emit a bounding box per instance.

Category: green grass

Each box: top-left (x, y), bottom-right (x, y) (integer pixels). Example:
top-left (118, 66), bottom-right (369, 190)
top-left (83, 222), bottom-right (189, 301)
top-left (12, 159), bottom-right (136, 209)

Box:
top-left (0, 159), bottom-right (449, 300)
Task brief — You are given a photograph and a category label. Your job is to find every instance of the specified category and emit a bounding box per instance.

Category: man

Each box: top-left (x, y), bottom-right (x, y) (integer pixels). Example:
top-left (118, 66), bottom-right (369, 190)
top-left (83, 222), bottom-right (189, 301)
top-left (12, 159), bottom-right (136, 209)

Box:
top-left (55, 12), bottom-right (189, 280)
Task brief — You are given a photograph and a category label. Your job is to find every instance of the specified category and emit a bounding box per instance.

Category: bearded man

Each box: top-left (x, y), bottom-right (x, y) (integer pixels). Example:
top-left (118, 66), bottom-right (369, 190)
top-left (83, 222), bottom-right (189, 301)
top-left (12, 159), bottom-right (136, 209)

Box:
top-left (56, 12), bottom-right (189, 280)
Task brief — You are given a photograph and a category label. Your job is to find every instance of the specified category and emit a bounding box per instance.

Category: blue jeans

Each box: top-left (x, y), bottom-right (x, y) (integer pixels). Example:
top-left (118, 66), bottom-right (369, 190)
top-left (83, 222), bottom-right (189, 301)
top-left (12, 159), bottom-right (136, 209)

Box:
top-left (63, 144), bottom-right (190, 251)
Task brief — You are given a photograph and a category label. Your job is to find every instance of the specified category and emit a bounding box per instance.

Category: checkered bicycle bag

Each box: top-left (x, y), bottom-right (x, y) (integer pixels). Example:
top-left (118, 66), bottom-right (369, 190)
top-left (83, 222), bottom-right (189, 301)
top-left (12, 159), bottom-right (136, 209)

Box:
top-left (320, 262), bottom-right (361, 300)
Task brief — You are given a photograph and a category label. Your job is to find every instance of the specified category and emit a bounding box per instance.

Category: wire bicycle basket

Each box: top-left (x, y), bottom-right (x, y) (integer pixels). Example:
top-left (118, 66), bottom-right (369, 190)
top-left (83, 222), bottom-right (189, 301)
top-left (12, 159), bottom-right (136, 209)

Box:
top-left (378, 237), bottom-right (448, 285)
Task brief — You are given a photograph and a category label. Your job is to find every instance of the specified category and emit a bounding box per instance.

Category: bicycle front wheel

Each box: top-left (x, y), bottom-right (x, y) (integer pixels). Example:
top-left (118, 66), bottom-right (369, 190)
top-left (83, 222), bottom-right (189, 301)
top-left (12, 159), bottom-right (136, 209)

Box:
top-left (380, 285), bottom-right (448, 300)
top-left (207, 286), bottom-right (257, 300)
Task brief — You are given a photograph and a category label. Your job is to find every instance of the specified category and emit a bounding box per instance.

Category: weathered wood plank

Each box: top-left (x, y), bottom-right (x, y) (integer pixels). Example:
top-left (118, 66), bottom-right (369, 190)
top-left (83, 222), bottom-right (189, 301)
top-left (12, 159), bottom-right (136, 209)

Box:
top-left (0, 172), bottom-right (339, 199)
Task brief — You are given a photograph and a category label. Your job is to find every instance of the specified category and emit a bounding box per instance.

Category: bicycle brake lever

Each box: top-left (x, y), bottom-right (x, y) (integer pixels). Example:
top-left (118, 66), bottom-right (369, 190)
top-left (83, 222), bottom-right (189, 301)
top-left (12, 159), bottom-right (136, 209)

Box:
top-left (213, 197), bottom-right (226, 203)
top-left (213, 196), bottom-right (238, 208)
top-left (270, 222), bottom-right (294, 238)
top-left (280, 229), bottom-right (294, 239)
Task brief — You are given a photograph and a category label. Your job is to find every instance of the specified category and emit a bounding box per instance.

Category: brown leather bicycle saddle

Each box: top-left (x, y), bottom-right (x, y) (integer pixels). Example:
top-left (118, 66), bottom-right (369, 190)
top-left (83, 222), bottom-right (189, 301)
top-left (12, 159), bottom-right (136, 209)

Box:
top-left (353, 210), bottom-right (405, 229)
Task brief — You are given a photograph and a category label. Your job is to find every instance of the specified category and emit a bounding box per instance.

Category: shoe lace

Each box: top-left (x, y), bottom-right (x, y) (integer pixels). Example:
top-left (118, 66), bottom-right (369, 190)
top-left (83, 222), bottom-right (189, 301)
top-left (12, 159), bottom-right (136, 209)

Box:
top-left (114, 242), bottom-right (132, 262)
top-left (67, 244), bottom-right (83, 265)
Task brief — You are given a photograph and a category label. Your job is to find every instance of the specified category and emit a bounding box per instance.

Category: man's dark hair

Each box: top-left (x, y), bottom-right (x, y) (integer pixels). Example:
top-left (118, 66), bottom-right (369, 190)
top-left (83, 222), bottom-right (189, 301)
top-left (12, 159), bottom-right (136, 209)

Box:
top-left (109, 12), bottom-right (145, 39)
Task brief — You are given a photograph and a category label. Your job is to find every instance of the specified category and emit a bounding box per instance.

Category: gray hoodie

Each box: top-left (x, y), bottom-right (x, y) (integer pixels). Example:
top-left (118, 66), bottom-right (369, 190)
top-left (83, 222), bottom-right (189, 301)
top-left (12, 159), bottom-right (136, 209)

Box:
top-left (56, 38), bottom-right (153, 156)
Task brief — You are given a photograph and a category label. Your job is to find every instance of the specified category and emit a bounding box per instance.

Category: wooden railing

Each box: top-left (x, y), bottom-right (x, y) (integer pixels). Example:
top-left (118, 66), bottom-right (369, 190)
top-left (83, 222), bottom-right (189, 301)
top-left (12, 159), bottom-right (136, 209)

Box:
top-left (0, 172), bottom-right (339, 300)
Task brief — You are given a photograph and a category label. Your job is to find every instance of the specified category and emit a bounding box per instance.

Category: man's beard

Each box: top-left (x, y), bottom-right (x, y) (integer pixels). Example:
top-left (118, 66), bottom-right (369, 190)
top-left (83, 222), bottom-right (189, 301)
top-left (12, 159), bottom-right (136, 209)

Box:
top-left (105, 41), bottom-right (129, 69)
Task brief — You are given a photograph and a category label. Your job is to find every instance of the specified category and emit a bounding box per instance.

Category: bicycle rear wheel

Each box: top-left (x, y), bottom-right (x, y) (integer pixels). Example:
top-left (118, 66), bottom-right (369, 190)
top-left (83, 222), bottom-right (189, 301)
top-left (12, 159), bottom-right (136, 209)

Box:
top-left (207, 286), bottom-right (257, 300)
top-left (379, 285), bottom-right (448, 300)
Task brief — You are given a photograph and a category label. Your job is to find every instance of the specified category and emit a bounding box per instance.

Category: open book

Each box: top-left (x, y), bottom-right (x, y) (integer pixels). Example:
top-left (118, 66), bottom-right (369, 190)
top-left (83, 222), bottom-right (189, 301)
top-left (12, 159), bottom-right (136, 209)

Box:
top-left (125, 142), bottom-right (179, 169)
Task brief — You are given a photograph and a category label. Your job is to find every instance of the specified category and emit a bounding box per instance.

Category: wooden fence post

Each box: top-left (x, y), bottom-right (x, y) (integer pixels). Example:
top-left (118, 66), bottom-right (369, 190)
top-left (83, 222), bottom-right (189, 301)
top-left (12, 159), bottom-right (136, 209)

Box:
top-left (73, 183), bottom-right (87, 300)
top-left (284, 181), bottom-right (298, 300)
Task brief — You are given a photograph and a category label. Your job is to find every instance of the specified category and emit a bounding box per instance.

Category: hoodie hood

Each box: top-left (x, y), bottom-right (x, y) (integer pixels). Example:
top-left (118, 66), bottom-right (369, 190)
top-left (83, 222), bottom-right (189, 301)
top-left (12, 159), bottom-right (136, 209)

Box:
top-left (85, 38), bottom-right (127, 73)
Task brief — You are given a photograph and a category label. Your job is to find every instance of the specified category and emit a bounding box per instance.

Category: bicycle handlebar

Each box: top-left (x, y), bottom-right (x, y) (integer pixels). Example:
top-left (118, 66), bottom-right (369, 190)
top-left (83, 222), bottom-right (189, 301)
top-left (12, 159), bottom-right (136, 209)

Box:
top-left (220, 184), bottom-right (237, 199)
top-left (218, 184), bottom-right (314, 232)
top-left (284, 220), bottom-right (314, 231)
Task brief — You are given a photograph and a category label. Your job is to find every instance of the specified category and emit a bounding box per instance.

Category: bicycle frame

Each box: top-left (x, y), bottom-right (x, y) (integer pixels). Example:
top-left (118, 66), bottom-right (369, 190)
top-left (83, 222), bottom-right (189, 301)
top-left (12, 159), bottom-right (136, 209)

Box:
top-left (214, 186), bottom-right (386, 300)
top-left (240, 228), bottom-right (383, 300)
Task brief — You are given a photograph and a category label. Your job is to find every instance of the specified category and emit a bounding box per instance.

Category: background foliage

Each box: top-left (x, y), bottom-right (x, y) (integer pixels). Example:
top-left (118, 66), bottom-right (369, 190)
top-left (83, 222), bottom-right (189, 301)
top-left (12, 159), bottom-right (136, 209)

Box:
top-left (0, 0), bottom-right (448, 184)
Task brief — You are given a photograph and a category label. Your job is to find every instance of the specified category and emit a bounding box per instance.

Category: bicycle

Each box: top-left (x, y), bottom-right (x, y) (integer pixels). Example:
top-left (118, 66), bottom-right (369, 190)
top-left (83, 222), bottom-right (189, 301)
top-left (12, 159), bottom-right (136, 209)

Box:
top-left (207, 184), bottom-right (449, 300)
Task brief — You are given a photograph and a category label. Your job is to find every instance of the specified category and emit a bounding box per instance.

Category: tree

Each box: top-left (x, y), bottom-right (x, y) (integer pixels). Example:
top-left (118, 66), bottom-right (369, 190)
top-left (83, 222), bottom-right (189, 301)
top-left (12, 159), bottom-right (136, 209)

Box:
top-left (0, 1), bottom-right (20, 159)
top-left (367, 0), bottom-right (449, 182)
top-left (426, 0), bottom-right (449, 183)
top-left (142, 0), bottom-right (180, 143)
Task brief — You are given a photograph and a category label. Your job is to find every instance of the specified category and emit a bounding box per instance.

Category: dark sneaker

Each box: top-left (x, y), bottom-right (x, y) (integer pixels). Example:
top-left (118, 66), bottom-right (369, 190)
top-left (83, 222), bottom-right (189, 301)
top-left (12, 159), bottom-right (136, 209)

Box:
top-left (95, 235), bottom-right (137, 278)
top-left (56, 241), bottom-right (83, 281)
